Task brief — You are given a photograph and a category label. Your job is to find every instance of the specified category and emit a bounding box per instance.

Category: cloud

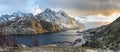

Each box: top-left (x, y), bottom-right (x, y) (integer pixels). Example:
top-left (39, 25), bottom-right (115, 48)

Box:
top-left (0, 0), bottom-right (33, 15)
top-left (0, 0), bottom-right (120, 16)
top-left (32, 0), bottom-right (120, 16)
top-left (32, 5), bottom-right (42, 15)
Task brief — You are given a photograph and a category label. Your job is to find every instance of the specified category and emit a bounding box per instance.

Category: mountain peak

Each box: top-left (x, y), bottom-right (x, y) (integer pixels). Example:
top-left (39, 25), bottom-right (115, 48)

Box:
top-left (44, 8), bottom-right (55, 13)
top-left (13, 11), bottom-right (23, 15)
top-left (57, 10), bottom-right (69, 17)
top-left (13, 11), bottom-right (25, 17)
top-left (12, 11), bottom-right (34, 18)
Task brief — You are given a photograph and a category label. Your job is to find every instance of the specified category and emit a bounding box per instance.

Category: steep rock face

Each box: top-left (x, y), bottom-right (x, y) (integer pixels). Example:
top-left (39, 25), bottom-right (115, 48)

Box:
top-left (0, 8), bottom-right (84, 35)
top-left (0, 16), bottom-right (60, 35)
top-left (36, 8), bottom-right (83, 29)
top-left (0, 11), bottom-right (34, 24)
top-left (86, 17), bottom-right (120, 50)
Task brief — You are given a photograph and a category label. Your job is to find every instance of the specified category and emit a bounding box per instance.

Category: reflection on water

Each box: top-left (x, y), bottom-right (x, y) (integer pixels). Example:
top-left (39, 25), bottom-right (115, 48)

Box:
top-left (6, 29), bottom-right (117, 52)
top-left (8, 30), bottom-right (82, 47)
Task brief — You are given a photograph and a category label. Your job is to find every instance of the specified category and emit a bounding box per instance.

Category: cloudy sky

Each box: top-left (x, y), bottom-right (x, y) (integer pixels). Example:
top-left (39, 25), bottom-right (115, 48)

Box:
top-left (0, 0), bottom-right (120, 17)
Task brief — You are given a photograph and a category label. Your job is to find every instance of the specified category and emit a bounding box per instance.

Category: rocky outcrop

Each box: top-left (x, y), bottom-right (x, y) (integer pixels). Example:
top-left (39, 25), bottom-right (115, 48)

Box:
top-left (84, 16), bottom-right (120, 50)
top-left (36, 8), bottom-right (84, 29)
top-left (0, 17), bottom-right (60, 35)
top-left (14, 46), bottom-right (114, 52)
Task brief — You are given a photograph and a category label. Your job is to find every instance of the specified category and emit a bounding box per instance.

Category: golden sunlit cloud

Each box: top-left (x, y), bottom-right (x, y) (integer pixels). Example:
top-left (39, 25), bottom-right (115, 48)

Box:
top-left (99, 9), bottom-right (120, 17)
top-left (94, 9), bottom-right (120, 22)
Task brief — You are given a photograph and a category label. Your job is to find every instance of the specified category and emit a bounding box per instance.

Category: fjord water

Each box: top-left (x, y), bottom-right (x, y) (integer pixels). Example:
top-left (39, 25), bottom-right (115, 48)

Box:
top-left (8, 29), bottom-right (116, 52)
top-left (9, 29), bottom-right (82, 47)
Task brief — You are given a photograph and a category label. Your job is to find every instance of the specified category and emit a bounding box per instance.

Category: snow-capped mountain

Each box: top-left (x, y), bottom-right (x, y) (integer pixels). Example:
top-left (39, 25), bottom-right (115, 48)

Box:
top-left (0, 15), bottom-right (60, 35)
top-left (0, 8), bottom-right (84, 35)
top-left (0, 8), bottom-right (83, 29)
top-left (74, 16), bottom-right (111, 29)
top-left (0, 11), bottom-right (34, 24)
top-left (13, 11), bottom-right (34, 18)
top-left (36, 8), bottom-right (83, 28)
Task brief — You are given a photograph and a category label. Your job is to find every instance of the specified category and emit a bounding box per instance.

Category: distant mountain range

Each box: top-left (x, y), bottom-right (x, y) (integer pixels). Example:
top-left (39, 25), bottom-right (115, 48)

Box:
top-left (83, 21), bottom-right (110, 29)
top-left (74, 16), bottom-right (111, 29)
top-left (0, 8), bottom-right (83, 35)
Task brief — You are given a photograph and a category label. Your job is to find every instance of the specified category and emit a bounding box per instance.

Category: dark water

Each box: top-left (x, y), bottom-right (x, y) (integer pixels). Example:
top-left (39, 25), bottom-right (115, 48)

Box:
top-left (8, 30), bottom-right (83, 47)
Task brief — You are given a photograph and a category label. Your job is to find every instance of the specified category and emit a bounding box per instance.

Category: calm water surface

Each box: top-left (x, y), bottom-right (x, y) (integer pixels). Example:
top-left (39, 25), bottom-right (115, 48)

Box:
top-left (9, 29), bottom-right (84, 47)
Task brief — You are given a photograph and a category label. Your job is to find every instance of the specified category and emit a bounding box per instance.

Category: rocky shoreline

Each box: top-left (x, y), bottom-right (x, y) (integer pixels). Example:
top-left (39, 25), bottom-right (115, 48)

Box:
top-left (0, 46), bottom-right (115, 52)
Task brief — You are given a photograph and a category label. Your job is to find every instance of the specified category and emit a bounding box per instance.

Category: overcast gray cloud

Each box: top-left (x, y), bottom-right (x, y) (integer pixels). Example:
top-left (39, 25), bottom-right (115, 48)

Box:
top-left (0, 0), bottom-right (120, 16)
top-left (40, 0), bottom-right (120, 16)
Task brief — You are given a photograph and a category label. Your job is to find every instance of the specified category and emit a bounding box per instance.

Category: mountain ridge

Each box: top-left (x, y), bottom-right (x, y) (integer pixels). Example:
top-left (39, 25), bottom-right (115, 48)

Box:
top-left (84, 16), bottom-right (120, 50)
top-left (0, 8), bottom-right (84, 35)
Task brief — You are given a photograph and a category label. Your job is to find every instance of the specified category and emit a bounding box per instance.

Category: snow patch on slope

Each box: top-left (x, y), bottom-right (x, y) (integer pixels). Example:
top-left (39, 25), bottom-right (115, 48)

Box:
top-left (36, 8), bottom-right (83, 28)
